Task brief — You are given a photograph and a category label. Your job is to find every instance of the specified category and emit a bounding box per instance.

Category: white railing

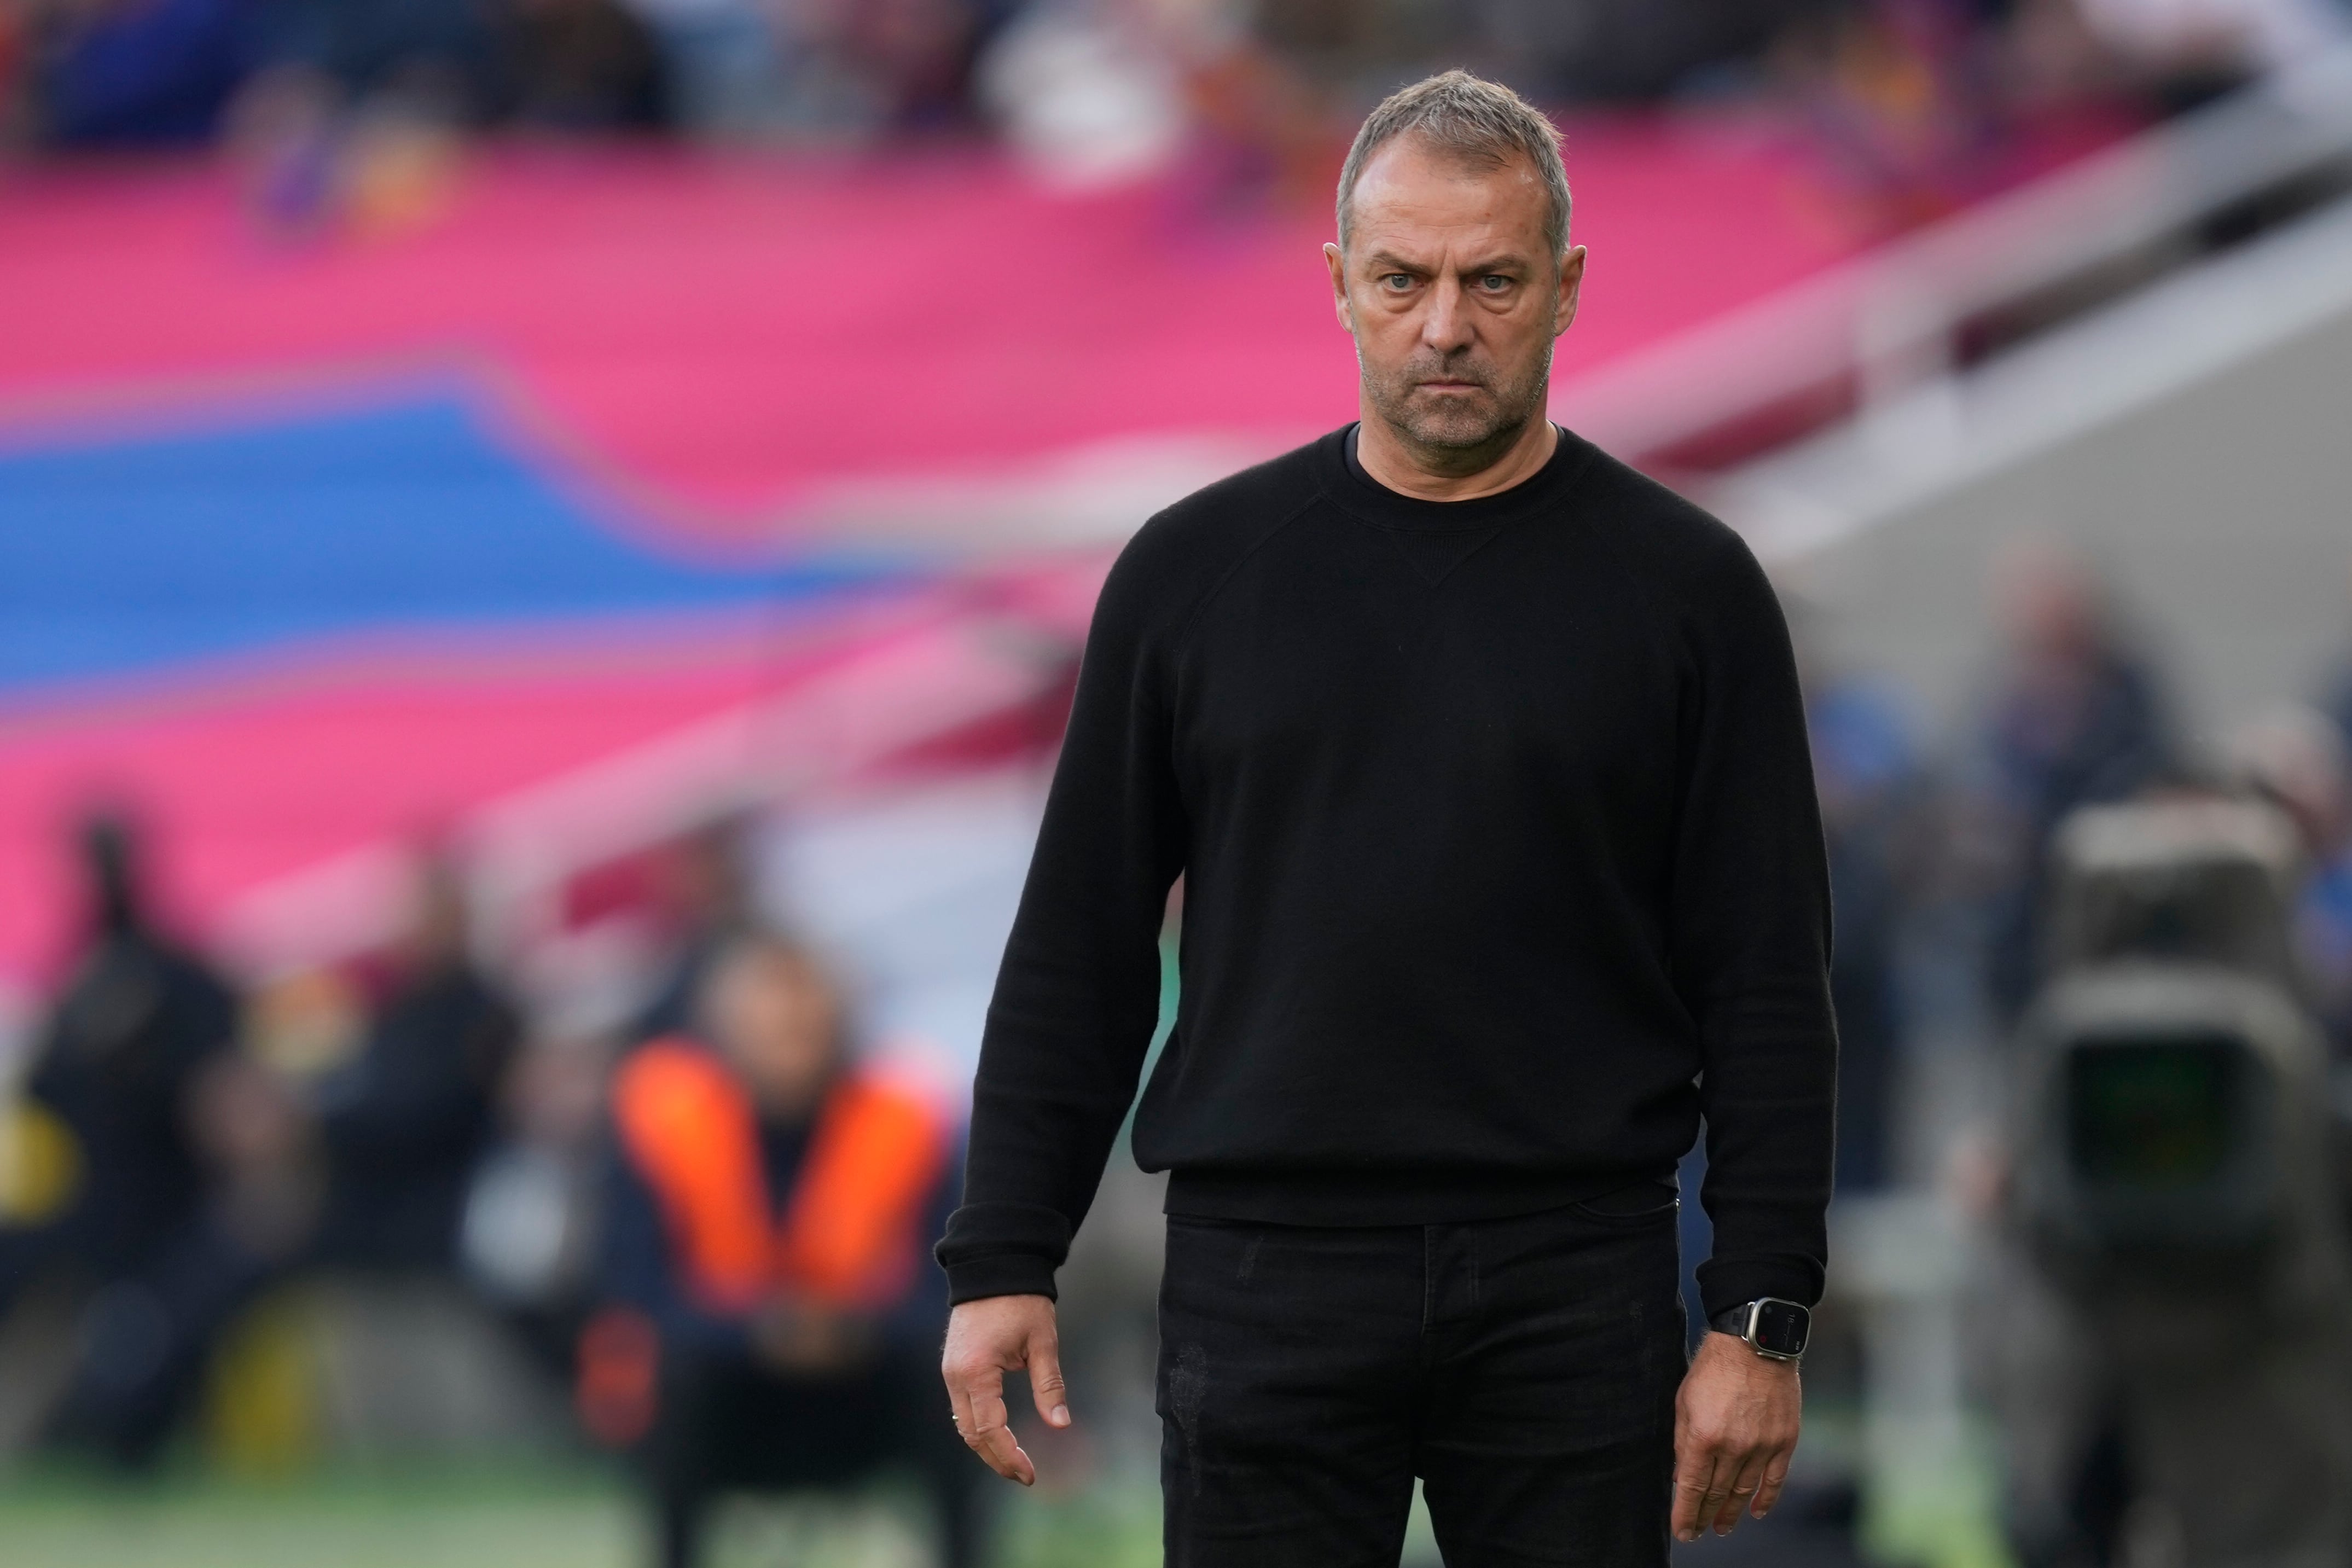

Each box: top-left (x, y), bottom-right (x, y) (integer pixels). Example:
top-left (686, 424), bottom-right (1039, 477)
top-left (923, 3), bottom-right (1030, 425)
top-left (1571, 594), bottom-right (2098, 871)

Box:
top-left (1555, 48), bottom-right (2352, 469)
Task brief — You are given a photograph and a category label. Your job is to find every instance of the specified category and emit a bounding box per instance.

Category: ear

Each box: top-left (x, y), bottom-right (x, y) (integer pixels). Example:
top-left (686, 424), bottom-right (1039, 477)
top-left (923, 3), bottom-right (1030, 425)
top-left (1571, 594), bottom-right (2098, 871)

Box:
top-left (1554, 246), bottom-right (1587, 338)
top-left (1323, 242), bottom-right (1353, 334)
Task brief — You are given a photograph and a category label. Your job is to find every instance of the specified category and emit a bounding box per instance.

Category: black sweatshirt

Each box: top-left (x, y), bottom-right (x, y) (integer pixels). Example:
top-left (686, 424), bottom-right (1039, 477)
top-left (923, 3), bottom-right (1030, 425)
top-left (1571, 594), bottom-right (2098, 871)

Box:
top-left (937, 425), bottom-right (1837, 1319)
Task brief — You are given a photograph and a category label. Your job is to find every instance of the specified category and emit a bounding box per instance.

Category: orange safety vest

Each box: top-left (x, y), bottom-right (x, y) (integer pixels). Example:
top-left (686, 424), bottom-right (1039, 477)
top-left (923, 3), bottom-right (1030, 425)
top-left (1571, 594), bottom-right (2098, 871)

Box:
top-left (610, 1037), bottom-right (951, 1315)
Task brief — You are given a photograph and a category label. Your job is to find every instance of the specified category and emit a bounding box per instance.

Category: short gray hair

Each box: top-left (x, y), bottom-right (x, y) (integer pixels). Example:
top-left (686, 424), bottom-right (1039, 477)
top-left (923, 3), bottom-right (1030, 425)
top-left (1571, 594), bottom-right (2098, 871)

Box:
top-left (1335, 70), bottom-right (1571, 259)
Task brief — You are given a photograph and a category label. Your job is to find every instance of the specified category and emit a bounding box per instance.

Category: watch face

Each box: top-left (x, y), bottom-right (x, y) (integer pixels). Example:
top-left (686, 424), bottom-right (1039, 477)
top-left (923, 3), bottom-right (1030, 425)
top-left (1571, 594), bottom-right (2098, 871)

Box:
top-left (1751, 1300), bottom-right (1810, 1357)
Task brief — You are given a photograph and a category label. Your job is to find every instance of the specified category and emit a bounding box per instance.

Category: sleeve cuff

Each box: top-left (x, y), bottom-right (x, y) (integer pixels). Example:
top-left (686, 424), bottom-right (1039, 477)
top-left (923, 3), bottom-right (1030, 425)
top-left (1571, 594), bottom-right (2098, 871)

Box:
top-left (1694, 1255), bottom-right (1824, 1322)
top-left (934, 1199), bottom-right (1073, 1305)
top-left (943, 1251), bottom-right (1061, 1306)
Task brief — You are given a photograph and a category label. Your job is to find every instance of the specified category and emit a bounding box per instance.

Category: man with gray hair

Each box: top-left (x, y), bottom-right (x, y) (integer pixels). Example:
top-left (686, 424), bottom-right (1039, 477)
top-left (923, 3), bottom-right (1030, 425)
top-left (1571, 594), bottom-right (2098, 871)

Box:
top-left (940, 69), bottom-right (1834, 1563)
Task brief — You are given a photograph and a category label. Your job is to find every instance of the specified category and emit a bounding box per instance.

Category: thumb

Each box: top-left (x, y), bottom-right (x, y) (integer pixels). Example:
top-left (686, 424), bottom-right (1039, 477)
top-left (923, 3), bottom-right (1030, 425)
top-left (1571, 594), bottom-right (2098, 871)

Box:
top-left (1027, 1324), bottom-right (1070, 1428)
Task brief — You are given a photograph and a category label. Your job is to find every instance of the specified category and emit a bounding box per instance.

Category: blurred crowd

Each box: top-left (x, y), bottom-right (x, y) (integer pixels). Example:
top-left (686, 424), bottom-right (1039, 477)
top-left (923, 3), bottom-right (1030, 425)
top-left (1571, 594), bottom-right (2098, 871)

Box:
top-left (0, 809), bottom-right (978, 1565)
top-left (1, 0), bottom-right (2346, 213)
top-left (0, 539), bottom-right (2348, 1563)
top-left (1814, 543), bottom-right (2352, 1190)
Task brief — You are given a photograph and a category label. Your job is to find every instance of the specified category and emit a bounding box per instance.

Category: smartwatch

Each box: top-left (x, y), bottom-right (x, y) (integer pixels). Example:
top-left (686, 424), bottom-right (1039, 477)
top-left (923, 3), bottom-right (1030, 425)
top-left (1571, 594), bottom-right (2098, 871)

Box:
top-left (1708, 1298), bottom-right (1810, 1361)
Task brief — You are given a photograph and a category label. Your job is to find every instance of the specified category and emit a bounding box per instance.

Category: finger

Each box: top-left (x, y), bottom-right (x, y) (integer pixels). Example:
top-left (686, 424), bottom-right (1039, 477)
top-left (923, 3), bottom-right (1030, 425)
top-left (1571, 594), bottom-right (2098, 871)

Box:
top-left (1752, 1442), bottom-right (1797, 1519)
top-left (1669, 1436), bottom-right (1721, 1543)
top-left (1025, 1326), bottom-right (1071, 1428)
top-left (943, 1371), bottom-right (990, 1471)
top-left (1698, 1460), bottom-right (1734, 1540)
top-left (1681, 1435), bottom-right (1736, 1542)
top-left (1712, 1446), bottom-right (1771, 1536)
top-left (967, 1378), bottom-right (1035, 1486)
top-left (953, 1366), bottom-right (1035, 1486)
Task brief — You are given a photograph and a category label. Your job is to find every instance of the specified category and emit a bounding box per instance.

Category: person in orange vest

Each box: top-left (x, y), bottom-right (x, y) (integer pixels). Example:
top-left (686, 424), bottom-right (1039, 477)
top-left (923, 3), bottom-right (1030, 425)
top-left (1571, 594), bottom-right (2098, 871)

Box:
top-left (579, 931), bottom-right (978, 1568)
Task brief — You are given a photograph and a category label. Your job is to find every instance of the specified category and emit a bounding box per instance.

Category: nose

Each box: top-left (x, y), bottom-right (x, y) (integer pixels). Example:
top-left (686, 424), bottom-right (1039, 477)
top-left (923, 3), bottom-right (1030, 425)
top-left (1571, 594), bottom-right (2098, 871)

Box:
top-left (1420, 274), bottom-right (1474, 356)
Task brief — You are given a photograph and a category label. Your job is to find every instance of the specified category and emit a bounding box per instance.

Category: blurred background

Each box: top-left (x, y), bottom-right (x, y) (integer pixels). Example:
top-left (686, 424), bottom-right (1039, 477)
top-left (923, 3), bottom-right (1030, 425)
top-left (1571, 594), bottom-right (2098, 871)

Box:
top-left (3, 1), bottom-right (2351, 1565)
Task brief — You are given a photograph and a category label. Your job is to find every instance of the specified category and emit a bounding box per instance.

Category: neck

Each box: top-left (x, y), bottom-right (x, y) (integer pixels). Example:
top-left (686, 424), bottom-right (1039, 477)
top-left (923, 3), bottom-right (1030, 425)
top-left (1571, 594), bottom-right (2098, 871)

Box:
top-left (1355, 406), bottom-right (1558, 502)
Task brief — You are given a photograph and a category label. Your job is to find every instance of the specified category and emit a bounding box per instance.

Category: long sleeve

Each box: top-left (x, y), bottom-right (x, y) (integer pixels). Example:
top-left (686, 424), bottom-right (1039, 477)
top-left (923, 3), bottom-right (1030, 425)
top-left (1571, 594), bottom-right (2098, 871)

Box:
top-left (1671, 536), bottom-right (1840, 1317)
top-left (935, 543), bottom-right (1189, 1304)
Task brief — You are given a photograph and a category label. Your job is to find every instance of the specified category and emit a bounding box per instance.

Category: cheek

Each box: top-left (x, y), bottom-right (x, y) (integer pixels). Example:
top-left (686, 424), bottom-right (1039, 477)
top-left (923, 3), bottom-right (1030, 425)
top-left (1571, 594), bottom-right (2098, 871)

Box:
top-left (1353, 297), bottom-right (1422, 350)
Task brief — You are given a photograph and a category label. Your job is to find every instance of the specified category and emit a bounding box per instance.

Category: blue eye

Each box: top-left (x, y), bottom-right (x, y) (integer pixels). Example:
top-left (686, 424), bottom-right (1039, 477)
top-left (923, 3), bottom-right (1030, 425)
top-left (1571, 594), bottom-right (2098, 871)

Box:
top-left (1479, 275), bottom-right (1510, 291)
top-left (1381, 274), bottom-right (1413, 290)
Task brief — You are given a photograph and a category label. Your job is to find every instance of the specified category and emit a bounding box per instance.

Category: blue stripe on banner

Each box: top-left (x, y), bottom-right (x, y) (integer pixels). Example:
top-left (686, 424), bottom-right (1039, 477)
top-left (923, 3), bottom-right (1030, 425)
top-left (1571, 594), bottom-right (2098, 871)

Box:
top-left (0, 394), bottom-right (904, 691)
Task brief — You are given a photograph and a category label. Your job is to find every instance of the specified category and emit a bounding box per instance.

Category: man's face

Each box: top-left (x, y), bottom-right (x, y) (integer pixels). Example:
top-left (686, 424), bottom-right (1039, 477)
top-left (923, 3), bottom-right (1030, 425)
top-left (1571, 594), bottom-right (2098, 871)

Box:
top-left (1325, 136), bottom-right (1584, 461)
top-left (709, 949), bottom-right (839, 1122)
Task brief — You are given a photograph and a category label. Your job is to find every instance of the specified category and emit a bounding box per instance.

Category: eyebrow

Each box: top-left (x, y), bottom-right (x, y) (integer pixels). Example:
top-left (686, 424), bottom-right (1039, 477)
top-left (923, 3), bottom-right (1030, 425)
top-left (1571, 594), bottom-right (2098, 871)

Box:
top-left (1362, 250), bottom-right (1529, 276)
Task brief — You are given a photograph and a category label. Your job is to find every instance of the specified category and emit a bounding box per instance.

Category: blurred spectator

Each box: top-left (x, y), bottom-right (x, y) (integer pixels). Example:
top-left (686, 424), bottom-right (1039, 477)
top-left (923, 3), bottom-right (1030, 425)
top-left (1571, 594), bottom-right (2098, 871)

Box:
top-left (1770, 0), bottom-right (2009, 229)
top-left (461, 1028), bottom-right (613, 1372)
top-left (1967, 539), bottom-right (2181, 1022)
top-left (1245, 0), bottom-right (1459, 95)
top-left (500, 0), bottom-right (668, 128)
top-left (310, 851), bottom-right (520, 1273)
top-left (607, 0), bottom-right (778, 135)
top-left (1471, 0), bottom-right (1817, 103)
top-left (797, 0), bottom-right (1012, 133)
top-left (628, 813), bottom-right (757, 1046)
top-left (241, 0), bottom-right (501, 119)
top-left (0, 814), bottom-right (236, 1318)
top-left (617, 0), bottom-right (1012, 140)
top-left (973, 0), bottom-right (1351, 210)
top-left (49, 1049), bottom-right (318, 1466)
top-left (976, 2), bottom-right (1190, 190)
top-left (14, 0), bottom-right (672, 151)
top-left (582, 932), bottom-right (974, 1568)
top-left (10, 0), bottom-right (2272, 162)
top-left (19, 0), bottom-right (254, 146)
top-left (1805, 660), bottom-right (1923, 1190)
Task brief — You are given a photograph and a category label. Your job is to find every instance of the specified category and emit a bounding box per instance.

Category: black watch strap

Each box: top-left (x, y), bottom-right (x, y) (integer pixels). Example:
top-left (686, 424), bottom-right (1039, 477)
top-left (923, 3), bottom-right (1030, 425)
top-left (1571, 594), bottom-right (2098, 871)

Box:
top-left (1709, 1298), bottom-right (1811, 1359)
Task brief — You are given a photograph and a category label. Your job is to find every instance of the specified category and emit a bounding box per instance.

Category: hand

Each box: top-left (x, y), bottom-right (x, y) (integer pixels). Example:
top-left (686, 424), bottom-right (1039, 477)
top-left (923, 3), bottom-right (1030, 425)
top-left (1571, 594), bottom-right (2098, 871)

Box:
top-left (750, 1298), bottom-right (872, 1374)
top-left (940, 1293), bottom-right (1068, 1486)
top-left (1671, 1331), bottom-right (1802, 1541)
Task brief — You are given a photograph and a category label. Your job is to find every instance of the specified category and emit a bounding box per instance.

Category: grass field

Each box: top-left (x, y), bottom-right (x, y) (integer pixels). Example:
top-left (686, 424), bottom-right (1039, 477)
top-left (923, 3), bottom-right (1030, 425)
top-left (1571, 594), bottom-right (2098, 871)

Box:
top-left (0, 1462), bottom-right (1168, 1568)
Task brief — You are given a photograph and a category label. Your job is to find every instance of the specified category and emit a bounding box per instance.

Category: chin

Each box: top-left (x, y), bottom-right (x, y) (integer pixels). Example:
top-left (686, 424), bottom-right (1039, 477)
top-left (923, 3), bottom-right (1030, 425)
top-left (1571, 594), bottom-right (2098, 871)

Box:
top-left (1399, 409), bottom-right (1515, 451)
top-left (1384, 382), bottom-right (1535, 446)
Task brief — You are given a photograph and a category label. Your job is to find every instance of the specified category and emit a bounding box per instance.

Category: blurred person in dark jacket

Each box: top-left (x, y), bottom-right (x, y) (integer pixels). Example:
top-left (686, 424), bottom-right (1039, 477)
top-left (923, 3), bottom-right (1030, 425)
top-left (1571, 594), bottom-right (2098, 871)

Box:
top-left (1, 814), bottom-right (236, 1315)
top-left (1807, 666), bottom-right (1920, 1192)
top-left (1971, 539), bottom-right (2179, 1022)
top-left (779, 0), bottom-right (1011, 133)
top-left (49, 1048), bottom-right (321, 1467)
top-left (580, 931), bottom-right (975, 1568)
top-left (311, 851), bottom-right (520, 1273)
top-left (19, 0), bottom-right (254, 145)
top-left (1466, 0), bottom-right (1810, 103)
top-left (500, 0), bottom-right (667, 127)
top-left (627, 813), bottom-right (757, 1047)
top-left (241, 0), bottom-right (501, 114)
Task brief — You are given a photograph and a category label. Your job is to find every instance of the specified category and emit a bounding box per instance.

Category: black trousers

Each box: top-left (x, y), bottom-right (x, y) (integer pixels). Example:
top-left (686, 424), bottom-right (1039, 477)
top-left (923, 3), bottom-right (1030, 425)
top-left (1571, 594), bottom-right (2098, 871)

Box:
top-left (1157, 1195), bottom-right (1686, 1567)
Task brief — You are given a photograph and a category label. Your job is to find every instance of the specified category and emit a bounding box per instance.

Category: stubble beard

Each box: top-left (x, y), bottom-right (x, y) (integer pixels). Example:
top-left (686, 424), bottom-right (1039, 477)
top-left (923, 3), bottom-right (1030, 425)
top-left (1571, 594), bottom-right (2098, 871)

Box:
top-left (1360, 337), bottom-right (1554, 470)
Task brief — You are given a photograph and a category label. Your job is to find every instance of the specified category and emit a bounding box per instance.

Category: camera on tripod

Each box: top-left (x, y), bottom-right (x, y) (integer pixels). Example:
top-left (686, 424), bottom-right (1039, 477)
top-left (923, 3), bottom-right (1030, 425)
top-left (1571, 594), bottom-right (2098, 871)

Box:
top-left (2005, 797), bottom-right (2352, 1568)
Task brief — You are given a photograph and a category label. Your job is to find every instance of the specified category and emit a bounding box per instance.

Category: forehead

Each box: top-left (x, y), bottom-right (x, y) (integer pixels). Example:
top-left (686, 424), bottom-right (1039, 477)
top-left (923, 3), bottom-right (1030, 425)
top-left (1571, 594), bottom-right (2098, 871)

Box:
top-left (715, 948), bottom-right (821, 1004)
top-left (1348, 135), bottom-right (1550, 258)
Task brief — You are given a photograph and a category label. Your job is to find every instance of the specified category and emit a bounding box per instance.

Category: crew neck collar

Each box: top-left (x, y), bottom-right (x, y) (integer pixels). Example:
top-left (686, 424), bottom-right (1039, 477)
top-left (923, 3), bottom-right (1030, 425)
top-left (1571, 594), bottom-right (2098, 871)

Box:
top-left (1323, 421), bottom-right (1594, 533)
